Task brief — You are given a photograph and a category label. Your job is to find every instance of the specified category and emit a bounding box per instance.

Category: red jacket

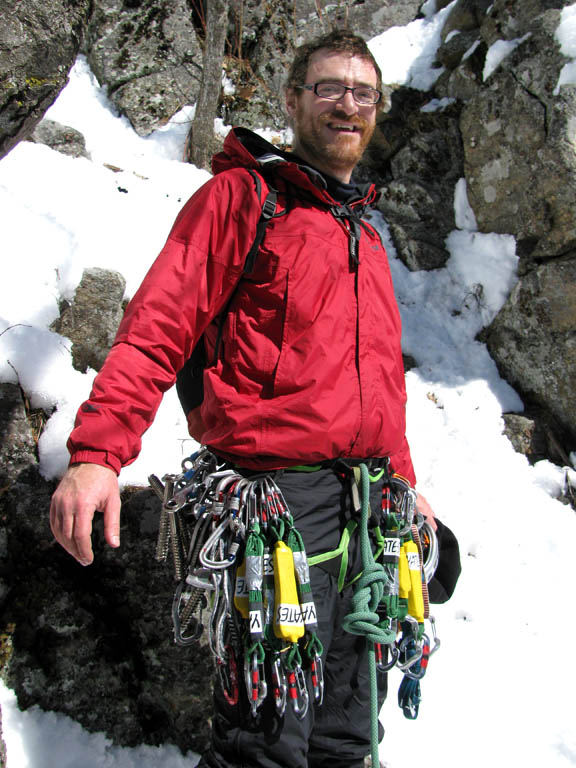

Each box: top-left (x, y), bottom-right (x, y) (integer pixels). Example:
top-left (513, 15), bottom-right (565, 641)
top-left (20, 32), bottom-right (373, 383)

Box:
top-left (68, 128), bottom-right (416, 484)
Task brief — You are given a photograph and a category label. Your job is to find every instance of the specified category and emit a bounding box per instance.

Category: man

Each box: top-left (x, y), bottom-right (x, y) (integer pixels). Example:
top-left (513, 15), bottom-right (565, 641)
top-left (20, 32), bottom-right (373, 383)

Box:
top-left (51, 30), bottom-right (436, 767)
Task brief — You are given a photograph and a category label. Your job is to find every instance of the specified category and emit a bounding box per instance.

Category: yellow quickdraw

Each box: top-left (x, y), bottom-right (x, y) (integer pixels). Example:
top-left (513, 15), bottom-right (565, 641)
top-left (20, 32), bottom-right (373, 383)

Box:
top-left (273, 540), bottom-right (304, 642)
top-left (398, 541), bottom-right (425, 623)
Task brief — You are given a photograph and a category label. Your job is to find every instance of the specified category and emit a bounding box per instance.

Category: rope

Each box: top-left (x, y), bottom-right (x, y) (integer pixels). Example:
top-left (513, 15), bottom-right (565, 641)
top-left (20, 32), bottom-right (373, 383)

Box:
top-left (341, 464), bottom-right (395, 768)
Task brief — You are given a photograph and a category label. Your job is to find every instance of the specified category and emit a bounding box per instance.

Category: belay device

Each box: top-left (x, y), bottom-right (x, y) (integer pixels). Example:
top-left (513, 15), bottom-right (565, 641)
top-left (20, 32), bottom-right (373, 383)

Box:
top-left (150, 448), bottom-right (441, 749)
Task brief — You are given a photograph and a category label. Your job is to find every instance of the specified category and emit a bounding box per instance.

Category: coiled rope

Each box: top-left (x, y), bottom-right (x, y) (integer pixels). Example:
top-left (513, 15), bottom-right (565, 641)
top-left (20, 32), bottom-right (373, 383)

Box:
top-left (341, 464), bottom-right (395, 768)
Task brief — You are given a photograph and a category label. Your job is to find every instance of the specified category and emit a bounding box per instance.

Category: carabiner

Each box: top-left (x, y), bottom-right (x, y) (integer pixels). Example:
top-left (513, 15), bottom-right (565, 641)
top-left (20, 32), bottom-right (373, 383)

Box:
top-left (396, 634), bottom-right (423, 672)
top-left (403, 635), bottom-right (430, 681)
top-left (310, 652), bottom-right (324, 705)
top-left (185, 567), bottom-right (216, 591)
top-left (286, 664), bottom-right (309, 720)
top-left (271, 656), bottom-right (288, 716)
top-left (245, 649), bottom-right (267, 716)
top-left (375, 642), bottom-right (399, 672)
top-left (199, 518), bottom-right (240, 569)
top-left (218, 647), bottom-right (239, 707)
top-left (427, 615), bottom-right (441, 657)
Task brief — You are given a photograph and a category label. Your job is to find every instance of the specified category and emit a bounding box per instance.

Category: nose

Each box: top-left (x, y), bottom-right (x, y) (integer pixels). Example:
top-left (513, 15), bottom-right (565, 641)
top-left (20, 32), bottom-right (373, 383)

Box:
top-left (335, 90), bottom-right (359, 116)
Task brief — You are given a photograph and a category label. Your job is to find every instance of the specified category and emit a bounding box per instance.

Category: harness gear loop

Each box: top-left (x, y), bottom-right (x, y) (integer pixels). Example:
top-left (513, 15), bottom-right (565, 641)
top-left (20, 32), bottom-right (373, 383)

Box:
top-left (308, 518), bottom-right (357, 591)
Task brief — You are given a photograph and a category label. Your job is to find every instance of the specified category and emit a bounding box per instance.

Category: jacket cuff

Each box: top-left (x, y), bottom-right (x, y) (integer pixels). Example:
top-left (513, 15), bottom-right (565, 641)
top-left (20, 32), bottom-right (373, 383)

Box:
top-left (68, 450), bottom-right (122, 476)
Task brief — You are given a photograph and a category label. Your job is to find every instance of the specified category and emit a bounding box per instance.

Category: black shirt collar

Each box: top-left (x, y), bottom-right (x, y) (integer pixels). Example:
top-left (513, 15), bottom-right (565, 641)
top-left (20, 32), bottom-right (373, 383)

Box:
top-left (288, 152), bottom-right (371, 204)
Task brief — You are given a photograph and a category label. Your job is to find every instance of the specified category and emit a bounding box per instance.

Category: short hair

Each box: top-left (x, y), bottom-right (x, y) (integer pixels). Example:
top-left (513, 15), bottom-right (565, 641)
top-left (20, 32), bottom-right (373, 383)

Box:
top-left (286, 29), bottom-right (382, 92)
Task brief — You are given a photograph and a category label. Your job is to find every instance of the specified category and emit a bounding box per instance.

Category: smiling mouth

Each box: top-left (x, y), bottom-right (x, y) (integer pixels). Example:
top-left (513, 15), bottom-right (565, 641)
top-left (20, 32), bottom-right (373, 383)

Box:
top-left (326, 123), bottom-right (360, 134)
top-left (328, 122), bottom-right (360, 133)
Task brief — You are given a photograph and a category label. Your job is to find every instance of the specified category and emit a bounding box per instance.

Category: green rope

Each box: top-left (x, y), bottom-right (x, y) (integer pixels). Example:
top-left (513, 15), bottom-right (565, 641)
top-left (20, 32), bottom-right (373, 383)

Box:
top-left (341, 464), bottom-right (395, 768)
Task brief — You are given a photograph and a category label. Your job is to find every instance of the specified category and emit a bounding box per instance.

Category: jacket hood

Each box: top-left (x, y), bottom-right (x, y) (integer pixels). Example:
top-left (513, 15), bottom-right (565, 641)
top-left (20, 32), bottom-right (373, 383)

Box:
top-left (212, 127), bottom-right (288, 174)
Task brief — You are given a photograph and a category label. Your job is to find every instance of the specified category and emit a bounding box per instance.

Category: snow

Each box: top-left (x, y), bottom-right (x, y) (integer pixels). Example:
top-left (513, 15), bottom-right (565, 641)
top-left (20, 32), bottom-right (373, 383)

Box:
top-left (419, 96), bottom-right (457, 113)
top-left (368, 1), bottom-right (456, 90)
top-left (483, 35), bottom-right (531, 80)
top-left (0, 685), bottom-right (200, 768)
top-left (555, 3), bottom-right (576, 93)
top-left (1, 7), bottom-right (576, 768)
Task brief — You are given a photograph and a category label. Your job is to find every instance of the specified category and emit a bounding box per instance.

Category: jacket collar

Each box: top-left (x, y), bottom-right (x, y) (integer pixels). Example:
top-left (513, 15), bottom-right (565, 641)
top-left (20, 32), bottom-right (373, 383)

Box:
top-left (211, 127), bottom-right (379, 210)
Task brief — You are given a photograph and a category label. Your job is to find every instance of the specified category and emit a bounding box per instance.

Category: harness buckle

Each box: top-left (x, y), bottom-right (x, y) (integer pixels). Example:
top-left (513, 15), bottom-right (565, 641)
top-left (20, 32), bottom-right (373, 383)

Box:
top-left (261, 195), bottom-right (277, 220)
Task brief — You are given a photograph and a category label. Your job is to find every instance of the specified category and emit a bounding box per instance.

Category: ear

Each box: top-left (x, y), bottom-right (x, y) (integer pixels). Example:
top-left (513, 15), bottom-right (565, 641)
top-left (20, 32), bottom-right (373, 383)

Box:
top-left (285, 87), bottom-right (297, 119)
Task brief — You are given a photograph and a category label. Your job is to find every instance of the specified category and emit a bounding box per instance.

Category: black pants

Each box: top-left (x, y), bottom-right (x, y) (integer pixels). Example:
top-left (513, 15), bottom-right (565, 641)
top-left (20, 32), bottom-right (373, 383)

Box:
top-left (198, 468), bottom-right (388, 768)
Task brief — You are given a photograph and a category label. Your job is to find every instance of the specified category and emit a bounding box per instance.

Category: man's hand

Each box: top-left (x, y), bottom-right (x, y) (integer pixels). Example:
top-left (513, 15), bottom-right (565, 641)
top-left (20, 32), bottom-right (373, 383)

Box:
top-left (50, 463), bottom-right (121, 566)
top-left (416, 492), bottom-right (437, 532)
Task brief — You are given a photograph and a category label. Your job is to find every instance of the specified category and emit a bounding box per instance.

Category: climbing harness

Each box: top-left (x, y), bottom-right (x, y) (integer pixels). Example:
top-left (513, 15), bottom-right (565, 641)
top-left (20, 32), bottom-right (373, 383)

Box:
top-left (151, 448), bottom-right (441, 761)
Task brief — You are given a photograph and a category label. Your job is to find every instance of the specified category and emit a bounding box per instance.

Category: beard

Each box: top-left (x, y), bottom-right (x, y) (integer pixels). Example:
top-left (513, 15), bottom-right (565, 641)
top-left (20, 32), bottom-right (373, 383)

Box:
top-left (292, 107), bottom-right (375, 177)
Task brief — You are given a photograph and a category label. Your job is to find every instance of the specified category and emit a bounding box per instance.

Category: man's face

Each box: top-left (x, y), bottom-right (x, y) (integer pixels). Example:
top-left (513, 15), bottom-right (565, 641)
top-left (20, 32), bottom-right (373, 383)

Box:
top-left (285, 49), bottom-right (379, 183)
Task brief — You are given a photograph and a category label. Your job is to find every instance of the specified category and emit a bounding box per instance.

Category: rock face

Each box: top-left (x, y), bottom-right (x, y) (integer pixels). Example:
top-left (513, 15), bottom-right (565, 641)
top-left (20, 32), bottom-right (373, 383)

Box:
top-left (484, 257), bottom-right (576, 446)
top-left (458, 7), bottom-right (576, 265)
top-left (84, 0), bottom-right (204, 137)
top-left (0, 0), bottom-right (91, 160)
top-left (367, 0), bottom-right (575, 450)
top-left (0, 383), bottom-right (214, 755)
top-left (440, 0), bottom-right (576, 448)
top-left (368, 92), bottom-right (465, 271)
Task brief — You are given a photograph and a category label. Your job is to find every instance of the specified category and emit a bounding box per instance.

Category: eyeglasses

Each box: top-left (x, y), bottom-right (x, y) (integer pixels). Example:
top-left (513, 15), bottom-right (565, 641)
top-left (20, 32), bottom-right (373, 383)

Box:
top-left (296, 82), bottom-right (382, 105)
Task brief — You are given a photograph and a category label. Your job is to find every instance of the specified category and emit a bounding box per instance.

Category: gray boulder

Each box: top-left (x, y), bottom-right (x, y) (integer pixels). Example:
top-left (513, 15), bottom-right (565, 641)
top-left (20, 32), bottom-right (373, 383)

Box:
top-left (28, 118), bottom-right (89, 159)
top-left (502, 411), bottom-right (571, 467)
top-left (52, 268), bottom-right (126, 373)
top-left (454, 0), bottom-right (576, 449)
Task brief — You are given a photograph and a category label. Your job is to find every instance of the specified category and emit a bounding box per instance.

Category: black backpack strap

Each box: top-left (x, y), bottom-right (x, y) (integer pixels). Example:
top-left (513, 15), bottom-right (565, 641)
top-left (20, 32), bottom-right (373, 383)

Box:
top-left (209, 168), bottom-right (279, 363)
top-left (244, 168), bottom-right (278, 273)
top-left (176, 167), bottom-right (281, 414)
